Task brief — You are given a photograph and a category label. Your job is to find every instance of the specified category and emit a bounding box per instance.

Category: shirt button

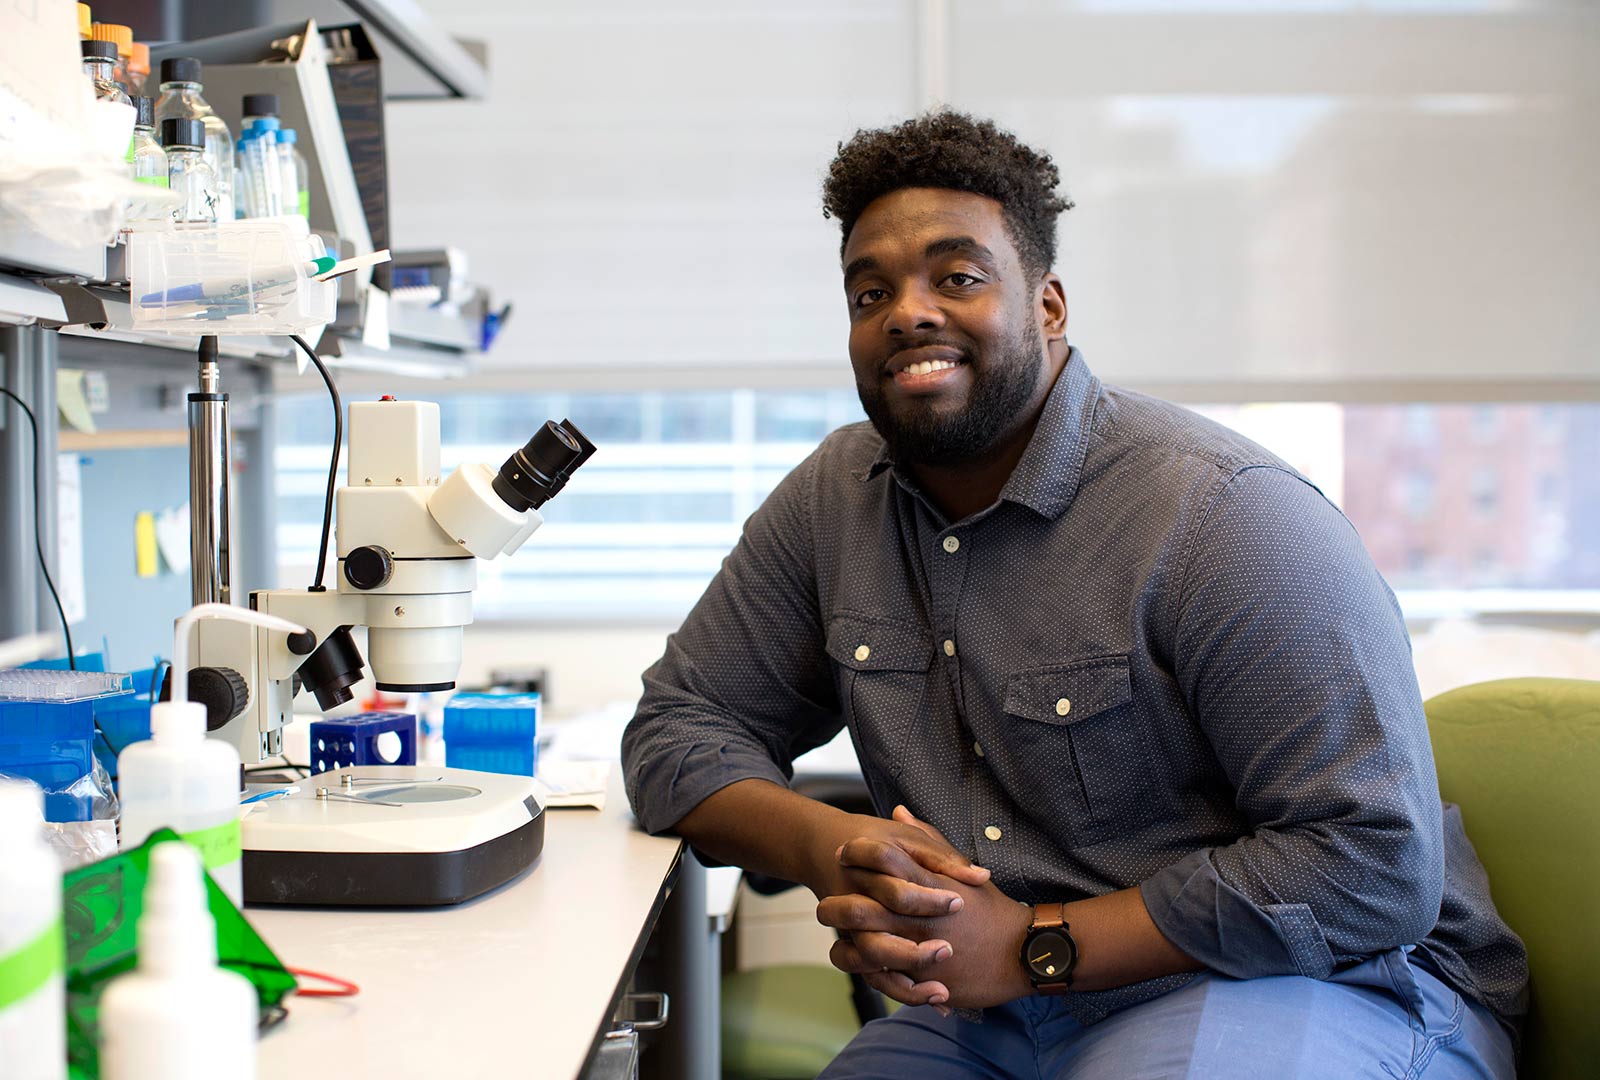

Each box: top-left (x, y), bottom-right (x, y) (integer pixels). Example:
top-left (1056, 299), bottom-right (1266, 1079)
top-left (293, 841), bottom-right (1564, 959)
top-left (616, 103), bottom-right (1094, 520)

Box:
top-left (984, 825), bottom-right (1002, 841)
top-left (943, 639), bottom-right (955, 657)
top-left (973, 741), bottom-right (985, 758)
top-left (854, 645), bottom-right (871, 662)
top-left (1055, 697), bottom-right (1071, 716)
top-left (942, 536), bottom-right (960, 554)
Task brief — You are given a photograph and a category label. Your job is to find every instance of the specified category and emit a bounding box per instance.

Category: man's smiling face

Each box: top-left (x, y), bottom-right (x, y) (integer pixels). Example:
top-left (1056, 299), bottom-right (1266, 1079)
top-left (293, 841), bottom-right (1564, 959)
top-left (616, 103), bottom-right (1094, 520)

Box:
top-left (843, 187), bottom-right (1052, 468)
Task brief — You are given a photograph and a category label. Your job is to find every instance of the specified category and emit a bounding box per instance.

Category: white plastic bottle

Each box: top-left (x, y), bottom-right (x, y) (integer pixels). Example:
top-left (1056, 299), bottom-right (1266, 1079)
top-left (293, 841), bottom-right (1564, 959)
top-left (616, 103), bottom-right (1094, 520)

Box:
top-left (117, 696), bottom-right (244, 904)
top-left (0, 778), bottom-right (66, 1080)
top-left (99, 842), bottom-right (257, 1080)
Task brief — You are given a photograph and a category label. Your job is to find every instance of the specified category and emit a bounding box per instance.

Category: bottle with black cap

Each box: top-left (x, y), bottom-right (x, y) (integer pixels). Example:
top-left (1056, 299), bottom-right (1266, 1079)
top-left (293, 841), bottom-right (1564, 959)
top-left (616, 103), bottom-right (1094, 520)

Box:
top-left (154, 58), bottom-right (234, 219)
top-left (241, 92), bottom-right (279, 134)
top-left (161, 118), bottom-right (217, 223)
top-left (237, 93), bottom-right (284, 217)
top-left (129, 96), bottom-right (167, 188)
top-left (80, 39), bottom-right (129, 106)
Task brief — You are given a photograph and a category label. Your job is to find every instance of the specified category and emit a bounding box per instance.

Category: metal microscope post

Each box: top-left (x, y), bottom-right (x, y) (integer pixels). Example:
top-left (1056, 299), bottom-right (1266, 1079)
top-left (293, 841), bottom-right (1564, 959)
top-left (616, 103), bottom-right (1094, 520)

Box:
top-left (189, 334), bottom-right (231, 605)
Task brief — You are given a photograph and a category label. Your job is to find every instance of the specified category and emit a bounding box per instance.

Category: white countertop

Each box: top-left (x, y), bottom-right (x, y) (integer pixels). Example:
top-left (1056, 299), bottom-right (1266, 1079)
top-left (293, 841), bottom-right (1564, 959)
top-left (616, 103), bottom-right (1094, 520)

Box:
top-left (248, 768), bottom-right (683, 1079)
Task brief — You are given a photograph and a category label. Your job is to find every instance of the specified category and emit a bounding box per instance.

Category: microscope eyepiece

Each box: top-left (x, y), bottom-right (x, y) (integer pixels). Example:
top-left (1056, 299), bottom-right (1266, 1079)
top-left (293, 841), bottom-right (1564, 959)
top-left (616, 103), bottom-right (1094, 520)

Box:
top-left (491, 419), bottom-right (596, 512)
top-left (298, 626), bottom-right (365, 711)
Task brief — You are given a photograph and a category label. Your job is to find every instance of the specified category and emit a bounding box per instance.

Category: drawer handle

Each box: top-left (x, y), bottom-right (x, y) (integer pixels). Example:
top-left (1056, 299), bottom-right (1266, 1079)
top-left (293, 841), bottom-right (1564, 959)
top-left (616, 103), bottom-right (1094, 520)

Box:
top-left (619, 991), bottom-right (670, 1031)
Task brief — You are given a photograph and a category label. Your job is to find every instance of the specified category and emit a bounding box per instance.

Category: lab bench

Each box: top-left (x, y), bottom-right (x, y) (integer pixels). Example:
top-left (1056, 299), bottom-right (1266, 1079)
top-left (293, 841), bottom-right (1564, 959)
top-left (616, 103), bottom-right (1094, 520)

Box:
top-left (247, 767), bottom-right (727, 1079)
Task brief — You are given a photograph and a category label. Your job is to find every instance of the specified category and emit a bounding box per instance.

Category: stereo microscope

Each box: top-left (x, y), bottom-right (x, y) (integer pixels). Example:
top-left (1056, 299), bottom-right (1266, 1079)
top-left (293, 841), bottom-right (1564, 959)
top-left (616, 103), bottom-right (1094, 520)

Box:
top-left (182, 397), bottom-right (595, 905)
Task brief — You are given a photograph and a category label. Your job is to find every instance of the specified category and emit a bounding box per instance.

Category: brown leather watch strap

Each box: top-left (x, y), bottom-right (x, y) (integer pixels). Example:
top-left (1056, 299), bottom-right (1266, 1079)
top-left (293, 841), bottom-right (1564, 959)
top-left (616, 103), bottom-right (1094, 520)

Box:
top-left (1032, 901), bottom-right (1067, 931)
top-left (1028, 902), bottom-right (1073, 994)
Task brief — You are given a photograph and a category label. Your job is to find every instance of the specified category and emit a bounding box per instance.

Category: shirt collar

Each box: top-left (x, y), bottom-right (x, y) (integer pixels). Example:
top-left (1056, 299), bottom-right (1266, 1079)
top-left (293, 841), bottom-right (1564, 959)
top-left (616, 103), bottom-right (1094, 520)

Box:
top-left (857, 347), bottom-right (1099, 522)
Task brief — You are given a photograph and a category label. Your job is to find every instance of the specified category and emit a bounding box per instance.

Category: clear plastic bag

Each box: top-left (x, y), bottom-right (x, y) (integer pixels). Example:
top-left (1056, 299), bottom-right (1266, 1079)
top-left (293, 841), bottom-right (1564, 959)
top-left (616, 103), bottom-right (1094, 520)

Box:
top-left (4, 758), bottom-right (120, 871)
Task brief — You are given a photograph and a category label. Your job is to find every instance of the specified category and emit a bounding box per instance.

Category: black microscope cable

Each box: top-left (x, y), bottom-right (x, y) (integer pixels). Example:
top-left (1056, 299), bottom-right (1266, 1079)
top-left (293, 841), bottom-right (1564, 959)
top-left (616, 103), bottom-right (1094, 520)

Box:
top-left (0, 383), bottom-right (125, 760)
top-left (289, 333), bottom-right (342, 593)
top-left (0, 385), bottom-right (77, 670)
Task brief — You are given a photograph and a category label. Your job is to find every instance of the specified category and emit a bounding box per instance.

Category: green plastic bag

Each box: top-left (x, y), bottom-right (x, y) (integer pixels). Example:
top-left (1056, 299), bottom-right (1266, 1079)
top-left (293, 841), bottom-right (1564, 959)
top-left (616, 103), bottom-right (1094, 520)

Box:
top-left (62, 827), bottom-right (297, 1079)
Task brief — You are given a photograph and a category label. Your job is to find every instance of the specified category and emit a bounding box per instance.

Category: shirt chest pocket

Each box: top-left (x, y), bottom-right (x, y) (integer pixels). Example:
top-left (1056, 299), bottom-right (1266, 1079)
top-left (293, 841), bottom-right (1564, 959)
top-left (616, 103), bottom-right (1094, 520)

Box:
top-left (825, 613), bottom-right (932, 778)
top-left (1002, 655), bottom-right (1164, 846)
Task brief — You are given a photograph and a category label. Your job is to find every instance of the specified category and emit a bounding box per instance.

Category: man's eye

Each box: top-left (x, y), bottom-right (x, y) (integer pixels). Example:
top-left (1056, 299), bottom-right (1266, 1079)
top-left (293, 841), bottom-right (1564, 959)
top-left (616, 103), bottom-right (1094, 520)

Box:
top-left (853, 288), bottom-right (887, 308)
top-left (943, 273), bottom-right (981, 288)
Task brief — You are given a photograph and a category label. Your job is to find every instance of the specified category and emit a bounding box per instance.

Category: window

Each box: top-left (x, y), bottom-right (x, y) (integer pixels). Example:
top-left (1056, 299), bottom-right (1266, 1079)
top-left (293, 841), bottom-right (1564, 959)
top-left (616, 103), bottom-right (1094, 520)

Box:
top-left (1216, 402), bottom-right (1600, 598)
top-left (276, 395), bottom-right (1600, 621)
top-left (1469, 468), bottom-right (1500, 514)
top-left (274, 389), bottom-right (864, 620)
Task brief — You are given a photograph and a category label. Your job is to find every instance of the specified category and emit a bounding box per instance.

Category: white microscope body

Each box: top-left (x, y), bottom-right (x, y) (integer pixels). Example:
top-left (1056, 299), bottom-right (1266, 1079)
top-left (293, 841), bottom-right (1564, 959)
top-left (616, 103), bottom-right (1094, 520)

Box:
top-left (182, 398), bottom-right (593, 905)
top-left (190, 397), bottom-right (594, 764)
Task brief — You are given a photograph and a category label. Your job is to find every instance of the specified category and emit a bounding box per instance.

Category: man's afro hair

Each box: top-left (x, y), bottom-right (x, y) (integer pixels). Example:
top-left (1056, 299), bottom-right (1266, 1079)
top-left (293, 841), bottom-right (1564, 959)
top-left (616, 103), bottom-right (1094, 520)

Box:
top-left (821, 110), bottom-right (1074, 279)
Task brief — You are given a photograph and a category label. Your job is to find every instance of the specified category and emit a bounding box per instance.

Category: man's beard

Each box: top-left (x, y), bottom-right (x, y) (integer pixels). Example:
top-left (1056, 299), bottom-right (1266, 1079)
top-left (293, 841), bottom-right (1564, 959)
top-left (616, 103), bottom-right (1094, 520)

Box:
top-left (857, 317), bottom-right (1044, 468)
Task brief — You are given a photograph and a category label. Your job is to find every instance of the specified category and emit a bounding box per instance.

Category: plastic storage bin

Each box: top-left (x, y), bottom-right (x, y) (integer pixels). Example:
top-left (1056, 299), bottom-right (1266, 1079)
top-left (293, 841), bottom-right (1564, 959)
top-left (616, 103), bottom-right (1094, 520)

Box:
top-left (126, 218), bottom-right (335, 334)
top-left (0, 670), bottom-right (132, 821)
top-left (91, 666), bottom-right (163, 779)
top-left (443, 692), bottom-right (540, 778)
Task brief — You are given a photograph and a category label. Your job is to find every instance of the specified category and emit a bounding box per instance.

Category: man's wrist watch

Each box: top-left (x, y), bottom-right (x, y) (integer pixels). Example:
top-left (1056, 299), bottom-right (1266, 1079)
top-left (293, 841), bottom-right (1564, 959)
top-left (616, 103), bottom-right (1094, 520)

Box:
top-left (1020, 902), bottom-right (1079, 995)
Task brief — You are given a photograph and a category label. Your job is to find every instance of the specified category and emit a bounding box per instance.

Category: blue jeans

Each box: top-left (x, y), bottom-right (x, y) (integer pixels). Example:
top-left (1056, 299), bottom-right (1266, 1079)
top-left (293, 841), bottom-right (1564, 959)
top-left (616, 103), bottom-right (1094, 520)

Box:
top-left (819, 951), bottom-right (1515, 1079)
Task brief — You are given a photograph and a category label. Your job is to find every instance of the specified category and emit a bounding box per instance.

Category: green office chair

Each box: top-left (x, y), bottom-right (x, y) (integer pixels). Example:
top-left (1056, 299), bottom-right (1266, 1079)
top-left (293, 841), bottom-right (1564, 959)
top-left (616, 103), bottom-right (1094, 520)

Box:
top-left (1425, 677), bottom-right (1600, 1080)
top-left (726, 680), bottom-right (1600, 1079)
top-left (722, 775), bottom-right (890, 1080)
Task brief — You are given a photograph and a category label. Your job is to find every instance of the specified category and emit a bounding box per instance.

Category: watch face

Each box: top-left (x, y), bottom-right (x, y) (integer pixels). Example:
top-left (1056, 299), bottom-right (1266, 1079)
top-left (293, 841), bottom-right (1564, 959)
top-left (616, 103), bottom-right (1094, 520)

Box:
top-left (1024, 928), bottom-right (1077, 982)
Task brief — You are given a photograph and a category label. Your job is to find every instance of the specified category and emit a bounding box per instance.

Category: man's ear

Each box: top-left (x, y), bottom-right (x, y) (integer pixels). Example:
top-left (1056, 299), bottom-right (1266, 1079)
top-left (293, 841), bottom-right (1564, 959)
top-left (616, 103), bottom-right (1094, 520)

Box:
top-left (1039, 274), bottom-right (1068, 341)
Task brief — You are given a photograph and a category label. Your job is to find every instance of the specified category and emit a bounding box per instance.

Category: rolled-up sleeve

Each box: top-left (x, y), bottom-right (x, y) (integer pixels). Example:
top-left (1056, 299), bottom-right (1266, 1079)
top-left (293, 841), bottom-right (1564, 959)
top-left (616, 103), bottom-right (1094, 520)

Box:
top-left (622, 448), bottom-right (844, 835)
top-left (1140, 465), bottom-right (1445, 979)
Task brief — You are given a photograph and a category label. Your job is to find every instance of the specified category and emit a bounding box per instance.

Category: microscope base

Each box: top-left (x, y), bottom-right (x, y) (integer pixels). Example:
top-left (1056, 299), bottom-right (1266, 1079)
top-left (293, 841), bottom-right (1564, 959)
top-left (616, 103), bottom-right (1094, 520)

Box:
top-left (239, 765), bottom-right (546, 906)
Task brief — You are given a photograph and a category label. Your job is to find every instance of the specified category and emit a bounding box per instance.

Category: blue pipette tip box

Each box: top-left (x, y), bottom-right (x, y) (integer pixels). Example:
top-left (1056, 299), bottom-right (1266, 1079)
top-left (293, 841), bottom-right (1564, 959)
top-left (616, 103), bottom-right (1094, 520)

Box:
top-left (443, 692), bottom-right (540, 777)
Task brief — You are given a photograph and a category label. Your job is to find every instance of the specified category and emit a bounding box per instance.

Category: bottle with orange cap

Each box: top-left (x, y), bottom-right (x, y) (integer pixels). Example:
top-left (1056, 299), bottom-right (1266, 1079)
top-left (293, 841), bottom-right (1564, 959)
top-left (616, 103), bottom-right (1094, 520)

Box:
top-left (89, 23), bottom-right (134, 91)
top-left (128, 42), bottom-right (151, 98)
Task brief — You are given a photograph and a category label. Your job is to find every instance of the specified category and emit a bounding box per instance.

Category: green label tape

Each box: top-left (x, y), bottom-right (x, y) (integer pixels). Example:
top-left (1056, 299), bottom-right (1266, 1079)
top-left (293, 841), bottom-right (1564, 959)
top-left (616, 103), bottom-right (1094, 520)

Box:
top-left (0, 917), bottom-right (64, 1012)
top-left (180, 818), bottom-right (242, 871)
top-left (298, 191), bottom-right (310, 217)
top-left (134, 175), bottom-right (170, 187)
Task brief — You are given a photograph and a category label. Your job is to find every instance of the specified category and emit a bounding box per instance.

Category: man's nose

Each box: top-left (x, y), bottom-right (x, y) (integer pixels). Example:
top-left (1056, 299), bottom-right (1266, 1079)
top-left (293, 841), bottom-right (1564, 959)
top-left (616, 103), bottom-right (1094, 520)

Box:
top-left (883, 283), bottom-right (945, 336)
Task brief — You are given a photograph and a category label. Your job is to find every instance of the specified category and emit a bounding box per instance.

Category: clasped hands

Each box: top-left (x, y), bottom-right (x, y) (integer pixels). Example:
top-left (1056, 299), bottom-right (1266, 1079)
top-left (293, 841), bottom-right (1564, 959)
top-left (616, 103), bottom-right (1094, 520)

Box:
top-left (809, 805), bottom-right (1034, 1014)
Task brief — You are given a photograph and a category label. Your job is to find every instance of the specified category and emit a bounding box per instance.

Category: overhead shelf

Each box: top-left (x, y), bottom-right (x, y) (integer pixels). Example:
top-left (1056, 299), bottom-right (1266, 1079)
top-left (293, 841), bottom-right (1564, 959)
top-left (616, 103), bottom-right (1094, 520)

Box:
top-left (315, 334), bottom-right (472, 378)
top-left (51, 286), bottom-right (295, 362)
top-left (0, 217), bottom-right (105, 282)
top-left (2, 15), bottom-right (497, 376)
top-left (184, 1), bottom-right (488, 101)
top-left (0, 272), bottom-right (68, 327)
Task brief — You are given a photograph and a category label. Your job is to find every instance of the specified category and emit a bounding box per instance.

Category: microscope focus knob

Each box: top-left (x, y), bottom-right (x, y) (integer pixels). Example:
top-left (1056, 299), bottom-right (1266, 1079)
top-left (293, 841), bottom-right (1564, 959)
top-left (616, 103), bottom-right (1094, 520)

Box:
top-left (160, 666), bottom-right (250, 732)
top-left (344, 545), bottom-right (394, 590)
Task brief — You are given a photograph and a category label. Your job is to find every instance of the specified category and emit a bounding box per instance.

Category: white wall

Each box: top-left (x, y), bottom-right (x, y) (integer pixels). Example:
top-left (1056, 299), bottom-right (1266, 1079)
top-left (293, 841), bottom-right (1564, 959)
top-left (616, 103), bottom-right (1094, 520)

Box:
top-left (455, 614), bottom-right (1600, 725)
top-left (384, 0), bottom-right (1600, 399)
top-left (458, 622), bottom-right (674, 717)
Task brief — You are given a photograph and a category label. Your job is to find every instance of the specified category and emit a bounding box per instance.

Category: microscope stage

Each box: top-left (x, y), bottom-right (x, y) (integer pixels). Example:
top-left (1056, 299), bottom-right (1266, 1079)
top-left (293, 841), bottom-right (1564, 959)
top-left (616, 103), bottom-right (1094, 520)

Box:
top-left (241, 765), bottom-right (545, 906)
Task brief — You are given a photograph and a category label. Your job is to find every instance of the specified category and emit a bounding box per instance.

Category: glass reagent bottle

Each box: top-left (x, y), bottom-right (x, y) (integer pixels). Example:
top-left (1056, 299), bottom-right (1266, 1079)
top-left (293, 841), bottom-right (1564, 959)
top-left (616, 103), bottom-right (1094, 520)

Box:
top-left (162, 119), bottom-right (218, 224)
top-left (154, 57), bottom-right (234, 220)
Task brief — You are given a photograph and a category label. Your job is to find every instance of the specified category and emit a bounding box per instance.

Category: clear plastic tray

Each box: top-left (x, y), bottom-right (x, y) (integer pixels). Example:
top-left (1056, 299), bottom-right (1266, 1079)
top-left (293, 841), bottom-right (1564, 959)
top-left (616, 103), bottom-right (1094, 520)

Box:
top-left (126, 218), bottom-right (335, 335)
top-left (0, 669), bottom-right (132, 703)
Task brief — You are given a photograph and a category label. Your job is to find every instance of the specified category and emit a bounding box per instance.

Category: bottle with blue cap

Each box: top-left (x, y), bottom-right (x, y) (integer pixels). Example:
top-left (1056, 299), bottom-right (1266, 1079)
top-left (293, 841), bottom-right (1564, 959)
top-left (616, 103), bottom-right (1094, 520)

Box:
top-left (239, 93), bottom-right (285, 217)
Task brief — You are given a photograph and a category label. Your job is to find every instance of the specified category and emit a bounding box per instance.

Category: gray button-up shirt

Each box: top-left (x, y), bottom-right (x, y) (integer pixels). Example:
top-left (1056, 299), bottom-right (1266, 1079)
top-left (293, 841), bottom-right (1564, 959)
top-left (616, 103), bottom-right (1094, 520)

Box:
top-left (622, 350), bottom-right (1527, 1025)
